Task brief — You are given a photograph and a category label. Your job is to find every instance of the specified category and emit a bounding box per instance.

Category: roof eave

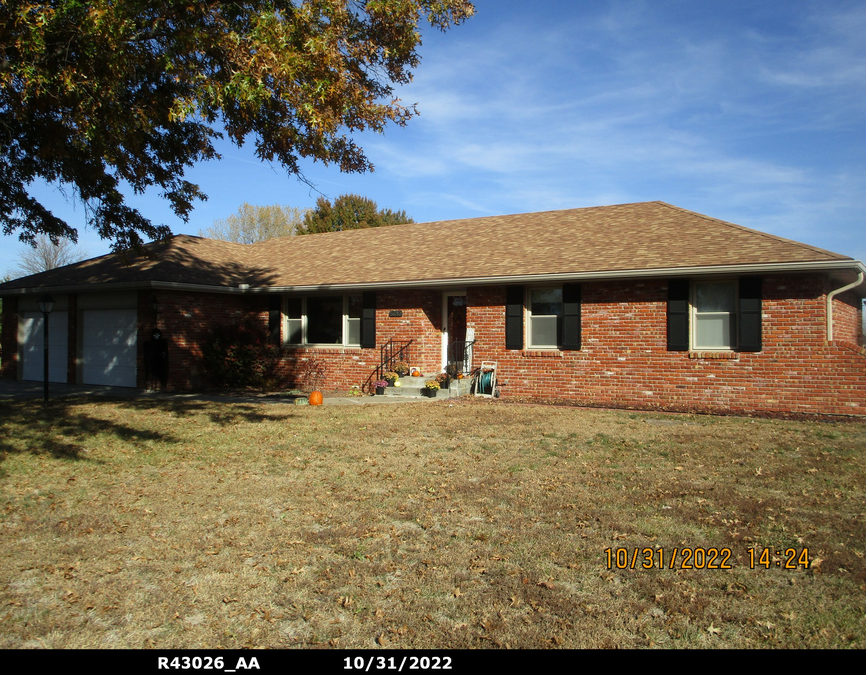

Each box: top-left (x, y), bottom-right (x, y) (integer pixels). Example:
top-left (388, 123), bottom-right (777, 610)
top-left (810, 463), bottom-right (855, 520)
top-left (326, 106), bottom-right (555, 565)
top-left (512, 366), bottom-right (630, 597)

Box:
top-left (250, 259), bottom-right (866, 293)
top-left (1, 259), bottom-right (863, 297)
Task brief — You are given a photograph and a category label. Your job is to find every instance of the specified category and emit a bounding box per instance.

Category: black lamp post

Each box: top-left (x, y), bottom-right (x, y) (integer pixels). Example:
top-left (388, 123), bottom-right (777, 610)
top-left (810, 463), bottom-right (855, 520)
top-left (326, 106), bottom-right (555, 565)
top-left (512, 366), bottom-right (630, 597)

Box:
top-left (38, 293), bottom-right (55, 404)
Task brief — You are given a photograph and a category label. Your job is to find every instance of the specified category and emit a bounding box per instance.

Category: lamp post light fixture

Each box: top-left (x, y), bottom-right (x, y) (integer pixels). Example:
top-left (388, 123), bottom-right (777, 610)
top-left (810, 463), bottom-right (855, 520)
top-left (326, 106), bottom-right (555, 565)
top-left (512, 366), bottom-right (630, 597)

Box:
top-left (38, 293), bottom-right (55, 404)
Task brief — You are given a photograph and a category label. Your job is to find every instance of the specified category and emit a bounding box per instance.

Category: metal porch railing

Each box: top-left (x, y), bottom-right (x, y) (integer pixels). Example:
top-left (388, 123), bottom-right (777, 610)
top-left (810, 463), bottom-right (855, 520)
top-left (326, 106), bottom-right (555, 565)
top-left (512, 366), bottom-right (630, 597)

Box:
top-left (363, 338), bottom-right (413, 393)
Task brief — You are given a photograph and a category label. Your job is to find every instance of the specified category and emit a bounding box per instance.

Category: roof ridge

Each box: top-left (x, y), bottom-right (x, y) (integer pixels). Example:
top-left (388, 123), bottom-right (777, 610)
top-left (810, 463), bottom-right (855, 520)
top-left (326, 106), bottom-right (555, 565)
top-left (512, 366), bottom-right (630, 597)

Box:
top-left (250, 200), bottom-right (667, 243)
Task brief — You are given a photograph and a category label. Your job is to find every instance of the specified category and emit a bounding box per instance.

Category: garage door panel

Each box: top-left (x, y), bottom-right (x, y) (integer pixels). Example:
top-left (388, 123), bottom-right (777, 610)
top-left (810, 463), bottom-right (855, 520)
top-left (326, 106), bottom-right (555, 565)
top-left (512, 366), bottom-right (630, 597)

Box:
top-left (82, 309), bottom-right (137, 387)
top-left (20, 311), bottom-right (68, 383)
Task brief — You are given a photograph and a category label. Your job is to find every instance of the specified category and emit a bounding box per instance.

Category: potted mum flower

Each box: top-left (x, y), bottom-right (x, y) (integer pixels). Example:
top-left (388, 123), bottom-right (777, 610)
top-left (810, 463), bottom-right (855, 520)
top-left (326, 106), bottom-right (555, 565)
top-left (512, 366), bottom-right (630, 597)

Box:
top-left (383, 372), bottom-right (399, 386)
top-left (423, 379), bottom-right (440, 397)
top-left (374, 380), bottom-right (389, 395)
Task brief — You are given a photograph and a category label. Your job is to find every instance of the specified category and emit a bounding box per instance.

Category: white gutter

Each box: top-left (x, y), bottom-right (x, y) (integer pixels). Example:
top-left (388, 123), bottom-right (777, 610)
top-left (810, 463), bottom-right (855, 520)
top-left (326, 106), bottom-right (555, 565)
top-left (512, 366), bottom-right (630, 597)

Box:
top-left (826, 271), bottom-right (865, 341)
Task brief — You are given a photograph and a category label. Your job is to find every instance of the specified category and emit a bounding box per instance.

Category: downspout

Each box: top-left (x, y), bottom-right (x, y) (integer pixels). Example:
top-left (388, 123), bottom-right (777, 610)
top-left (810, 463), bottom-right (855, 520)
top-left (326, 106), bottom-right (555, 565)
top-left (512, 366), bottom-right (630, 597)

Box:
top-left (826, 272), bottom-right (865, 341)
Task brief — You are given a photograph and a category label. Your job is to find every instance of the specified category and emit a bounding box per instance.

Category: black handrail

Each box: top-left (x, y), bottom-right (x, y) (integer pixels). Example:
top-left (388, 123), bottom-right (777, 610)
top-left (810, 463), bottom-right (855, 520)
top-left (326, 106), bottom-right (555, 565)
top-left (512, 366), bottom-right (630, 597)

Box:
top-left (447, 339), bottom-right (475, 378)
top-left (364, 338), bottom-right (413, 393)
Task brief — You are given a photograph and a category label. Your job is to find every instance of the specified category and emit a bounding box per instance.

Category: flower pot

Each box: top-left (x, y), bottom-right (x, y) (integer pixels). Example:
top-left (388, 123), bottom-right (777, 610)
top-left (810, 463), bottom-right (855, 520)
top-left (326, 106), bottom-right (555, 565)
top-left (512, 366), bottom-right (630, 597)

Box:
top-left (422, 388), bottom-right (438, 397)
top-left (375, 386), bottom-right (386, 395)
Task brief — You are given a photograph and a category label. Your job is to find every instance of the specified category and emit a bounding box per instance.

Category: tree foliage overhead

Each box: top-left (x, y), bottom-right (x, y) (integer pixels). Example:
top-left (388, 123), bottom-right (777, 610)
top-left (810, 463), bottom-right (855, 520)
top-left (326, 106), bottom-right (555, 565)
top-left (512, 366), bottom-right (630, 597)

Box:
top-left (0, 0), bottom-right (474, 252)
top-left (296, 193), bottom-right (413, 234)
top-left (199, 203), bottom-right (309, 243)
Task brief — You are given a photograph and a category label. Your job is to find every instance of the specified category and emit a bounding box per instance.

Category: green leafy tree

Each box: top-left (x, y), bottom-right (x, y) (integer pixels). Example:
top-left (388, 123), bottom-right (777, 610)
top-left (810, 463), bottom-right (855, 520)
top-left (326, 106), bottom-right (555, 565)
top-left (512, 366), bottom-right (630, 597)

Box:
top-left (0, 1), bottom-right (474, 251)
top-left (296, 194), bottom-right (414, 234)
top-left (199, 203), bottom-right (309, 243)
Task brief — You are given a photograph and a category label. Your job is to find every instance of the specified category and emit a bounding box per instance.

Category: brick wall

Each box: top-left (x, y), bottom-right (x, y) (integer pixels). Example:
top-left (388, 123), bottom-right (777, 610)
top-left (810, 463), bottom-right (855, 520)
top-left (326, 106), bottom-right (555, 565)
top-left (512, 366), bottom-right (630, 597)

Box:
top-left (148, 288), bottom-right (445, 391)
top-left (66, 294), bottom-right (78, 384)
top-left (273, 288), bottom-right (443, 390)
top-left (4, 274), bottom-right (862, 416)
top-left (831, 288), bottom-right (864, 347)
top-left (466, 274), bottom-right (866, 417)
top-left (0, 296), bottom-right (17, 380)
top-left (144, 291), bottom-right (255, 389)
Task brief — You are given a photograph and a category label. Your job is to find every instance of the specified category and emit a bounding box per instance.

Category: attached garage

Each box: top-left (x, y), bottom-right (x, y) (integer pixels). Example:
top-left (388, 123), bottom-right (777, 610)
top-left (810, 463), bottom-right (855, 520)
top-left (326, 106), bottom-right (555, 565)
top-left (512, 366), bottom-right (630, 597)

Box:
top-left (18, 295), bottom-right (69, 383)
top-left (79, 294), bottom-right (138, 388)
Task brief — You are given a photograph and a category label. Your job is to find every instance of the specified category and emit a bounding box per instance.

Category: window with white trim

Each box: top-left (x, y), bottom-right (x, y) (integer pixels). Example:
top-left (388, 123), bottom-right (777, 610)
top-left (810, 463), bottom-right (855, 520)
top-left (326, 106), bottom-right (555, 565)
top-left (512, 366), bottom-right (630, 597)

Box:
top-left (692, 280), bottom-right (737, 350)
top-left (527, 288), bottom-right (562, 348)
top-left (284, 295), bottom-right (362, 346)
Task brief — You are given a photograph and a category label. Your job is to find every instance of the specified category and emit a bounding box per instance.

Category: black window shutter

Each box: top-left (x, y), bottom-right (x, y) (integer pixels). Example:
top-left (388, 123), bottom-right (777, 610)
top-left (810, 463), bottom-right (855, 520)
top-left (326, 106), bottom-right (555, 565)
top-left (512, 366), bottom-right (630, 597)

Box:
top-left (268, 296), bottom-right (282, 345)
top-left (505, 286), bottom-right (524, 350)
top-left (738, 277), bottom-right (762, 352)
top-left (361, 291), bottom-right (376, 349)
top-left (667, 279), bottom-right (690, 351)
top-left (561, 283), bottom-right (581, 350)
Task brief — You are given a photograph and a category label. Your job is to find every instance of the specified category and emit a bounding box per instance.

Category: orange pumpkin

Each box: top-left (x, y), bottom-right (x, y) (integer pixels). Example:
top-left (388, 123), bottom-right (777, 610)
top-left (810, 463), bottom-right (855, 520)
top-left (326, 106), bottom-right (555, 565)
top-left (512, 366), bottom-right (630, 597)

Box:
top-left (308, 391), bottom-right (324, 406)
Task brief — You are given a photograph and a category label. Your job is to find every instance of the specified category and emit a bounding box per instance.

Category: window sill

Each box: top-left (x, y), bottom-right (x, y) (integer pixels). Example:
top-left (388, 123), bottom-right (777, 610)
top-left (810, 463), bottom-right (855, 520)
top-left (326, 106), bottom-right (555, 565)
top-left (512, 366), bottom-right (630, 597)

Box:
top-left (688, 350), bottom-right (739, 360)
top-left (522, 349), bottom-right (563, 358)
top-left (282, 345), bottom-right (362, 352)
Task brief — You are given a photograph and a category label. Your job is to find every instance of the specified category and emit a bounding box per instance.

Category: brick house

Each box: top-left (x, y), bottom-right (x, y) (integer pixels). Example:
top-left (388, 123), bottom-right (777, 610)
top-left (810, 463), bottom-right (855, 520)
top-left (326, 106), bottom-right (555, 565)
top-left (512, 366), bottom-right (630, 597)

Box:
top-left (2, 201), bottom-right (864, 416)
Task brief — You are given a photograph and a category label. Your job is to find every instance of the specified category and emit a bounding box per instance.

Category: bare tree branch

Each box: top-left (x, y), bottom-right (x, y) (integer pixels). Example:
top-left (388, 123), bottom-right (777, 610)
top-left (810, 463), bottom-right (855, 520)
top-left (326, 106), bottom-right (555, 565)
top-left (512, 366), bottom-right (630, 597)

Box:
top-left (199, 203), bottom-right (310, 243)
top-left (10, 235), bottom-right (88, 278)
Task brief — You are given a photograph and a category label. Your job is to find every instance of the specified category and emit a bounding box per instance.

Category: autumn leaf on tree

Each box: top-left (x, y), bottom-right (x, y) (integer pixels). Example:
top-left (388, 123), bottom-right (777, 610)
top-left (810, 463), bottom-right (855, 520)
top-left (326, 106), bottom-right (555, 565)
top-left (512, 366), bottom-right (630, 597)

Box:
top-left (0, 1), bottom-right (473, 251)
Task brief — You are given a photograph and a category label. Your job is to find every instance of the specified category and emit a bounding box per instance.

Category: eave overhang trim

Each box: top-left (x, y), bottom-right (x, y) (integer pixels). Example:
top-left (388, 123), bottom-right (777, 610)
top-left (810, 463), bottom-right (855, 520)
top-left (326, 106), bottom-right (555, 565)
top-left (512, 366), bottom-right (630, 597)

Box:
top-left (1, 259), bottom-right (864, 297)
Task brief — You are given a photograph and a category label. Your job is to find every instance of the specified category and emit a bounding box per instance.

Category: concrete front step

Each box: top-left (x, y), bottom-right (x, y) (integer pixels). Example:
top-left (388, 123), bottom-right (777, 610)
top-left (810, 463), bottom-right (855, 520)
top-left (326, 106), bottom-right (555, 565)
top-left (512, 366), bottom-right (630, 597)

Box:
top-left (380, 375), bottom-right (472, 399)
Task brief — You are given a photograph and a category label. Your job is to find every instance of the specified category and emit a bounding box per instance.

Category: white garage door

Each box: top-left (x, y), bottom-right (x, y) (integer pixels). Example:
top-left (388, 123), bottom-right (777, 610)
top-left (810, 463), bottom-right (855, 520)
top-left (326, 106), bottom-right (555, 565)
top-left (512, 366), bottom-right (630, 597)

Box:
top-left (20, 311), bottom-right (69, 383)
top-left (82, 309), bottom-right (138, 387)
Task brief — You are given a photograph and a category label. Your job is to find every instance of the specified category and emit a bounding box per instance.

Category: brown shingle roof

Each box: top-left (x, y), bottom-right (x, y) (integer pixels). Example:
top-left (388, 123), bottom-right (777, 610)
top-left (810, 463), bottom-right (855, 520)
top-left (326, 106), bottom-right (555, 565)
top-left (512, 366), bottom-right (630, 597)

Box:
top-left (0, 201), bottom-right (855, 293)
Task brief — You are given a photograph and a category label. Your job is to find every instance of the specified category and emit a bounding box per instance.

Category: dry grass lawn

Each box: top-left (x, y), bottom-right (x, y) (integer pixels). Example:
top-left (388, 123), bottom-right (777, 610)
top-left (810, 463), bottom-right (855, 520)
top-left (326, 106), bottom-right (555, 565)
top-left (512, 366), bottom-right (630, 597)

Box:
top-left (0, 395), bottom-right (864, 649)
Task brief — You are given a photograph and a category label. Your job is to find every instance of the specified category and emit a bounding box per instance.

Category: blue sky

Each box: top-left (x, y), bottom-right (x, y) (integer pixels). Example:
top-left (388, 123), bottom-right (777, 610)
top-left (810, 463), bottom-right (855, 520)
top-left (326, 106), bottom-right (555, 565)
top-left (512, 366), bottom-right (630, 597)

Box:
top-left (3, 0), bottom-right (865, 276)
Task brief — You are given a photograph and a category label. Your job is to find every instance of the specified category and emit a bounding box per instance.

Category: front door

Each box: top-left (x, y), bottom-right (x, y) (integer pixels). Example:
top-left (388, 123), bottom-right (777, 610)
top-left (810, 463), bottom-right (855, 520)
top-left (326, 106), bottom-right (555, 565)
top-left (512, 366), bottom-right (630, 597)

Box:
top-left (442, 293), bottom-right (467, 371)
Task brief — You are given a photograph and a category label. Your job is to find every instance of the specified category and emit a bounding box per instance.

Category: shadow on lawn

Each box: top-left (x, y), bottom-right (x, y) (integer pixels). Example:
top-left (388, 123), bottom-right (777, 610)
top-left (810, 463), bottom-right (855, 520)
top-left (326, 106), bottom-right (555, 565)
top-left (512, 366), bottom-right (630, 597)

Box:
top-left (110, 396), bottom-right (299, 427)
top-left (0, 399), bottom-right (181, 463)
top-left (0, 396), bottom-right (301, 470)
